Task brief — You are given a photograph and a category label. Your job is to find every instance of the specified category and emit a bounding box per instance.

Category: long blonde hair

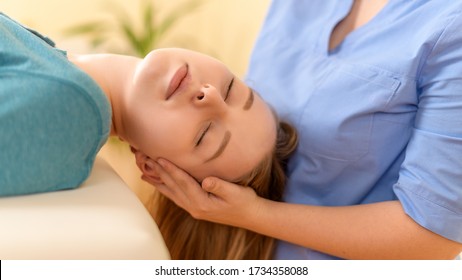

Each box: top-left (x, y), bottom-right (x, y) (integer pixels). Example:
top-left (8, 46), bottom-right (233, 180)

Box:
top-left (149, 121), bottom-right (298, 259)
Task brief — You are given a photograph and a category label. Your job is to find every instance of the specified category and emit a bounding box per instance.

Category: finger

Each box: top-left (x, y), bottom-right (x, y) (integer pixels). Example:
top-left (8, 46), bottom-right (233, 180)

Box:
top-left (157, 158), bottom-right (204, 195)
top-left (150, 182), bottom-right (184, 207)
top-left (142, 169), bottom-right (191, 211)
top-left (201, 176), bottom-right (238, 200)
top-left (140, 174), bottom-right (173, 197)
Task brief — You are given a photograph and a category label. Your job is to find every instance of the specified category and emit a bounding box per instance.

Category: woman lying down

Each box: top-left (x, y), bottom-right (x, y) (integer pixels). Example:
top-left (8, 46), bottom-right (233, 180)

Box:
top-left (0, 13), bottom-right (298, 259)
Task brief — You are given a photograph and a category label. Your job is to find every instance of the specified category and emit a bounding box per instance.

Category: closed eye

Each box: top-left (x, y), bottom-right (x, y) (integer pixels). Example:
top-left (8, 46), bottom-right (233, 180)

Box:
top-left (195, 122), bottom-right (211, 147)
top-left (224, 77), bottom-right (234, 101)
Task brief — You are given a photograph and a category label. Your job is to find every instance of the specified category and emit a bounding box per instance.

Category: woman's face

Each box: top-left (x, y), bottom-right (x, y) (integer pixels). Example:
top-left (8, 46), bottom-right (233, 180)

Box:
top-left (125, 48), bottom-right (276, 181)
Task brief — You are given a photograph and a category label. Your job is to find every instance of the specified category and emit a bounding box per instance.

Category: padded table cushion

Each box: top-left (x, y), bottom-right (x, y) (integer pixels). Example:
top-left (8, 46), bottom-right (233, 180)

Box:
top-left (0, 156), bottom-right (170, 259)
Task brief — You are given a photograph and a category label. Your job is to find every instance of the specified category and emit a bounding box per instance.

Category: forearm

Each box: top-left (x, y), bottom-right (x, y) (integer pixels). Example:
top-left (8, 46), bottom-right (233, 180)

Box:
top-left (244, 199), bottom-right (462, 259)
top-left (148, 159), bottom-right (462, 259)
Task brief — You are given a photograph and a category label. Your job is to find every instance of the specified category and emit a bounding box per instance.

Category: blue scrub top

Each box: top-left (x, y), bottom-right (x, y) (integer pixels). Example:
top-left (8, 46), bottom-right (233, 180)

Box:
top-left (0, 14), bottom-right (111, 196)
top-left (246, 0), bottom-right (462, 259)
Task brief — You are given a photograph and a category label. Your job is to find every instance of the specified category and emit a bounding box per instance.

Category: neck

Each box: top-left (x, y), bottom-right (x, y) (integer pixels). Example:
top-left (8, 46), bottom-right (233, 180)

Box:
top-left (69, 53), bottom-right (140, 141)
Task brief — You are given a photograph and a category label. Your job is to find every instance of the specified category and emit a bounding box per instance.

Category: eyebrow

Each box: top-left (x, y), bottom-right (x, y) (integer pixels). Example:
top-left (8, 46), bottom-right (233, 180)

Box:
top-left (243, 88), bottom-right (254, 110)
top-left (205, 130), bottom-right (231, 163)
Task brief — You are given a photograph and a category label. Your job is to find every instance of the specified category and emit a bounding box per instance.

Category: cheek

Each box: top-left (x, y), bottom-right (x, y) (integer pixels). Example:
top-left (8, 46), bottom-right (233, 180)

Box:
top-left (175, 160), bottom-right (207, 182)
top-left (140, 119), bottom-right (200, 171)
top-left (141, 122), bottom-right (184, 158)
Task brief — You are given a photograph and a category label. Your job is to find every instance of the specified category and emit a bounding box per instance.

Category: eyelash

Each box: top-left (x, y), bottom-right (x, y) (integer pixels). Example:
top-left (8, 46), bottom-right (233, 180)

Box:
top-left (196, 122), bottom-right (211, 147)
top-left (224, 77), bottom-right (234, 101)
top-left (196, 77), bottom-right (233, 147)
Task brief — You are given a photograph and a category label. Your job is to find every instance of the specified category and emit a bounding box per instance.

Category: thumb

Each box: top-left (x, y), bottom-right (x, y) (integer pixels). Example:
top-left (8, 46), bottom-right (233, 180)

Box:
top-left (201, 177), bottom-right (233, 198)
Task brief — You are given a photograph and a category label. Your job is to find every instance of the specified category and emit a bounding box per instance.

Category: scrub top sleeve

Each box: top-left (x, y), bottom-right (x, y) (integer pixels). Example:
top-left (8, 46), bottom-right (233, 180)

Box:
top-left (394, 11), bottom-right (462, 243)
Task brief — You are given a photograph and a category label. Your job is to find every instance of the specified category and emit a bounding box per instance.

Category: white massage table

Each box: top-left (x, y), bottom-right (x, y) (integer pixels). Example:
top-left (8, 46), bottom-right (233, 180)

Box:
top-left (0, 156), bottom-right (170, 259)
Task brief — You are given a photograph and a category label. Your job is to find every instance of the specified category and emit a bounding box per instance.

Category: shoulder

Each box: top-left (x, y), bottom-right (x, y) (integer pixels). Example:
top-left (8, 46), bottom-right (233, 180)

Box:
top-left (0, 71), bottom-right (110, 196)
top-left (0, 14), bottom-right (111, 196)
top-left (417, 3), bottom-right (462, 84)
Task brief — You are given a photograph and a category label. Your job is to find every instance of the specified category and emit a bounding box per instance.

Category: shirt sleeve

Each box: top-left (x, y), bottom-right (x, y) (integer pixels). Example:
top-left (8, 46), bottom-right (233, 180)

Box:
top-left (0, 73), bottom-right (102, 196)
top-left (393, 10), bottom-right (462, 243)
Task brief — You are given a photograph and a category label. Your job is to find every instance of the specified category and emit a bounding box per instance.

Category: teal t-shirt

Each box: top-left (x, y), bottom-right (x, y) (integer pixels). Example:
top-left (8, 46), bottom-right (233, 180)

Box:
top-left (0, 13), bottom-right (111, 196)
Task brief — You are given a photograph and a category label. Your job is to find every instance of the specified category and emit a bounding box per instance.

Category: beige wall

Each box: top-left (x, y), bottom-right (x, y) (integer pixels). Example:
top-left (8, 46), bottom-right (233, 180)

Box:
top-left (2, 0), bottom-right (270, 76)
top-left (2, 0), bottom-right (270, 207)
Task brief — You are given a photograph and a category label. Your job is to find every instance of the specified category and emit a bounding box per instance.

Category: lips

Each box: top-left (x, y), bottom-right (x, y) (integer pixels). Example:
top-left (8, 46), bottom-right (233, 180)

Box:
top-left (166, 64), bottom-right (189, 100)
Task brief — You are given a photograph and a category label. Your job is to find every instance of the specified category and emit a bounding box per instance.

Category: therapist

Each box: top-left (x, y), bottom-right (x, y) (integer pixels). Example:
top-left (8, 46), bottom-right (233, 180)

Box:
top-left (150, 0), bottom-right (462, 259)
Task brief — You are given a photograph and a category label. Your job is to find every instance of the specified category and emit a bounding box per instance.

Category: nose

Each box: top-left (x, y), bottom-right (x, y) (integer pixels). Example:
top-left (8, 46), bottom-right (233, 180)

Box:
top-left (193, 83), bottom-right (227, 113)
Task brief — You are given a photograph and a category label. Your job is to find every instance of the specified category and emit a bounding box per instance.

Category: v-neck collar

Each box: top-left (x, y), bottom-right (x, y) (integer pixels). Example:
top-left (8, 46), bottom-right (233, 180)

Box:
top-left (318, 0), bottom-right (394, 56)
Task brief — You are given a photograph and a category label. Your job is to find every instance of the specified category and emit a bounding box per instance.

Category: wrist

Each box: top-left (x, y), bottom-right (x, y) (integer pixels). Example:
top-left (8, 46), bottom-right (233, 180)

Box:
top-left (238, 194), bottom-right (272, 231)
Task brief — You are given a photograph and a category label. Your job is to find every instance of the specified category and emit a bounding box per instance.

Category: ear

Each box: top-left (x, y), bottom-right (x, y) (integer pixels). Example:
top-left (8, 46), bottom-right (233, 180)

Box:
top-left (131, 146), bottom-right (163, 184)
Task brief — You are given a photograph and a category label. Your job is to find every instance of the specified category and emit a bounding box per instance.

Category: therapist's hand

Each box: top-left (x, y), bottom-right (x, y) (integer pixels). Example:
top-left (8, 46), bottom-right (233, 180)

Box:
top-left (145, 158), bottom-right (261, 227)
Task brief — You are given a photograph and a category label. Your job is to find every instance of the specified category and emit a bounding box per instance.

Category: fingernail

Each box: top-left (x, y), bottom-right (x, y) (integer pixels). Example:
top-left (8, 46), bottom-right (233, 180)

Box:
top-left (145, 161), bottom-right (155, 171)
top-left (202, 178), bottom-right (213, 189)
top-left (157, 158), bottom-right (166, 168)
